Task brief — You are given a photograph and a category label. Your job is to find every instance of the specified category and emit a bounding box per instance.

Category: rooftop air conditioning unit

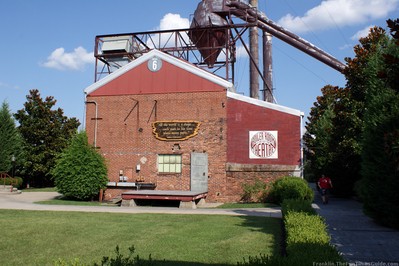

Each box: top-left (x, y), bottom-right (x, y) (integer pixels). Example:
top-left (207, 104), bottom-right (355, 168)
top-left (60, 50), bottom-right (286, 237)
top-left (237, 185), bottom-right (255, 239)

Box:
top-left (101, 36), bottom-right (132, 54)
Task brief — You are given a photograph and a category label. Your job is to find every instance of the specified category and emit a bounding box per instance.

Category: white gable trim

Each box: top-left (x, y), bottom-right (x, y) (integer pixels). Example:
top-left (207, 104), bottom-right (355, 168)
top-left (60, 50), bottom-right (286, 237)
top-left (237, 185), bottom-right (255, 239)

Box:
top-left (84, 49), bottom-right (235, 95)
top-left (227, 91), bottom-right (303, 117)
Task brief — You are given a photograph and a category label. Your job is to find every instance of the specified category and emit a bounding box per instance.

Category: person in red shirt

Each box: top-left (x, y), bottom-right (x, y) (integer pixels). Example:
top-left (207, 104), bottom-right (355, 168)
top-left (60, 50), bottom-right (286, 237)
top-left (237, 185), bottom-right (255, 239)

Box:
top-left (317, 174), bottom-right (333, 204)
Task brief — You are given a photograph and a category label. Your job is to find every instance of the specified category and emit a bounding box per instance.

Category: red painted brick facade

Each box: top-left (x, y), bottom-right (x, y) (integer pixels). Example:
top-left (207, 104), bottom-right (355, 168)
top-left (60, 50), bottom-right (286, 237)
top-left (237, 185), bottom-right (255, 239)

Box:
top-left (227, 95), bottom-right (301, 166)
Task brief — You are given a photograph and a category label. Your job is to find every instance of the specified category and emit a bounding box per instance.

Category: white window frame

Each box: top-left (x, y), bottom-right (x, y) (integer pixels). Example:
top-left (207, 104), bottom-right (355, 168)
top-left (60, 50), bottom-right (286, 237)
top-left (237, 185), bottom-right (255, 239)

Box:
top-left (157, 154), bottom-right (182, 174)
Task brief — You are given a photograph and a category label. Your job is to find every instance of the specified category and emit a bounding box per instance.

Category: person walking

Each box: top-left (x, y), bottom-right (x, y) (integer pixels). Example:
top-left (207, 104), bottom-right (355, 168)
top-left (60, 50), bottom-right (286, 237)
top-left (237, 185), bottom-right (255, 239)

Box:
top-left (317, 174), bottom-right (333, 204)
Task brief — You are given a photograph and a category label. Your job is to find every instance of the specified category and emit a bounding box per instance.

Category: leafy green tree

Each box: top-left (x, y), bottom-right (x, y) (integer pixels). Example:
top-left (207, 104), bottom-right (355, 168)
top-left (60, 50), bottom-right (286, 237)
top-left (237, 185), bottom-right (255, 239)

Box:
top-left (304, 85), bottom-right (362, 195)
top-left (304, 85), bottom-right (337, 178)
top-left (356, 19), bottom-right (399, 228)
top-left (14, 89), bottom-right (80, 187)
top-left (53, 131), bottom-right (108, 200)
top-left (0, 101), bottom-right (24, 175)
top-left (305, 19), bottom-right (399, 226)
top-left (305, 25), bottom-right (389, 196)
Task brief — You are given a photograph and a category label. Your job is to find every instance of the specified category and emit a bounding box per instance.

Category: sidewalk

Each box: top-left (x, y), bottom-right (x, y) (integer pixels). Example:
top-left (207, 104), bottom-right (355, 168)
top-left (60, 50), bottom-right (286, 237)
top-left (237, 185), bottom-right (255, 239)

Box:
top-left (0, 191), bottom-right (282, 218)
top-left (311, 183), bottom-right (399, 264)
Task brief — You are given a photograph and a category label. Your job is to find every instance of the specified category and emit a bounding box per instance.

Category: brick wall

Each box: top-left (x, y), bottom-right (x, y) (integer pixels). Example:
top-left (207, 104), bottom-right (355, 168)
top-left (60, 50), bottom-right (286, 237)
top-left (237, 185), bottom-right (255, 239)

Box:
top-left (85, 91), bottom-right (228, 202)
top-left (222, 95), bottom-right (302, 202)
top-left (227, 97), bottom-right (301, 165)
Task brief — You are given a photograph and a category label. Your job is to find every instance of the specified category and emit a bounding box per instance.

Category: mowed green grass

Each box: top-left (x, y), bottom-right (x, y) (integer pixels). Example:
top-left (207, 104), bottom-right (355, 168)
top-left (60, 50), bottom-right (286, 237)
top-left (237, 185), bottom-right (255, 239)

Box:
top-left (0, 210), bottom-right (281, 265)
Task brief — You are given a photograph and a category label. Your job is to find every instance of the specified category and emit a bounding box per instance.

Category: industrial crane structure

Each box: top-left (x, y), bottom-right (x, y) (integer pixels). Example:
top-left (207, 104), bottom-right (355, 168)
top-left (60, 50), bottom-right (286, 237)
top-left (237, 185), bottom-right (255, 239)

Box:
top-left (94, 0), bottom-right (345, 102)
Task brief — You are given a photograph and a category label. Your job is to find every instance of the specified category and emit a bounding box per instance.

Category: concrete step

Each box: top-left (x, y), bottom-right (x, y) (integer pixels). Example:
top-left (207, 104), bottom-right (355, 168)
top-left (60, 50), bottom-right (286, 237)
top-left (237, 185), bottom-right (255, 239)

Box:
top-left (111, 197), bottom-right (122, 204)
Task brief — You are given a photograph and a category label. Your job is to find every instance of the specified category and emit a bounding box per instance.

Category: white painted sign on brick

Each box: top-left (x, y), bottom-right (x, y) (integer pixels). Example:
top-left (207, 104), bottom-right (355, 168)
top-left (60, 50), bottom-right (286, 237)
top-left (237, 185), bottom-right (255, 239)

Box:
top-left (249, 131), bottom-right (278, 159)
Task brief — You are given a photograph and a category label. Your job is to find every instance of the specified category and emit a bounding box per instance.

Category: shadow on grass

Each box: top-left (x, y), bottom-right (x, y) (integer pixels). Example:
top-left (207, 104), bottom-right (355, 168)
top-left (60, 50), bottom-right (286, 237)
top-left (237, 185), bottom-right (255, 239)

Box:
top-left (36, 195), bottom-right (119, 206)
top-left (151, 260), bottom-right (231, 266)
top-left (216, 202), bottom-right (278, 209)
top-left (230, 213), bottom-right (285, 261)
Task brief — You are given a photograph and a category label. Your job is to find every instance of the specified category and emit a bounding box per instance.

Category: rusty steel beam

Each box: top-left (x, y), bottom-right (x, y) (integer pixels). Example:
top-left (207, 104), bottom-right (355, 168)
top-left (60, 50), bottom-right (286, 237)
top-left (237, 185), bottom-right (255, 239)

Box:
top-left (226, 0), bottom-right (346, 72)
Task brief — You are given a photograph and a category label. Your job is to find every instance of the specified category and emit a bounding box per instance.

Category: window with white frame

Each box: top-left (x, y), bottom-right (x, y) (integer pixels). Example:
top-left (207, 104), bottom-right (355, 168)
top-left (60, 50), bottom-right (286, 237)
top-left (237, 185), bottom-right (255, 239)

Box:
top-left (157, 154), bottom-right (182, 173)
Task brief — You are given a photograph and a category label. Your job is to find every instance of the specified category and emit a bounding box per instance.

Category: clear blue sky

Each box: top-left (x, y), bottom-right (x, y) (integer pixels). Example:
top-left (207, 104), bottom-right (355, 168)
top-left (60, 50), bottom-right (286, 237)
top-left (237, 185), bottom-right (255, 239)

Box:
top-left (1, 0), bottom-right (398, 128)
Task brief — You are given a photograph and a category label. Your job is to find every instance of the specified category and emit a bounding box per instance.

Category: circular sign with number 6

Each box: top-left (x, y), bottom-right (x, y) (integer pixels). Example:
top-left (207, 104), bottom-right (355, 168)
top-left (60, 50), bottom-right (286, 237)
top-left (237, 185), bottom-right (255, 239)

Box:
top-left (148, 56), bottom-right (162, 72)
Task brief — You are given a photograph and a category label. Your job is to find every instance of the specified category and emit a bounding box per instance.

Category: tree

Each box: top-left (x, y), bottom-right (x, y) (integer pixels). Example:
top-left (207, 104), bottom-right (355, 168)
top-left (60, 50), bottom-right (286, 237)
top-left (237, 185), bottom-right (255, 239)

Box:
top-left (0, 101), bottom-right (23, 175)
top-left (305, 19), bottom-right (399, 227)
top-left (304, 85), bottom-right (337, 178)
top-left (355, 19), bottom-right (399, 228)
top-left (53, 131), bottom-right (108, 201)
top-left (14, 89), bottom-right (80, 187)
top-left (304, 85), bottom-right (362, 195)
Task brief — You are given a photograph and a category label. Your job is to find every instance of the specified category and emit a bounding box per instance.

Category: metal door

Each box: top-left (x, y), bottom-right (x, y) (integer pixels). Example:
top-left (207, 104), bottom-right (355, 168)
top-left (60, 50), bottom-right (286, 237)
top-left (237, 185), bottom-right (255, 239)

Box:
top-left (190, 152), bottom-right (208, 192)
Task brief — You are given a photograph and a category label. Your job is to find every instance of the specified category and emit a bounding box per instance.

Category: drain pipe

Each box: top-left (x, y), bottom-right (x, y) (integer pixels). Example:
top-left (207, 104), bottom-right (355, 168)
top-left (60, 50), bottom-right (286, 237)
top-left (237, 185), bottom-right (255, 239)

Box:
top-left (85, 100), bottom-right (98, 148)
top-left (300, 112), bottom-right (305, 178)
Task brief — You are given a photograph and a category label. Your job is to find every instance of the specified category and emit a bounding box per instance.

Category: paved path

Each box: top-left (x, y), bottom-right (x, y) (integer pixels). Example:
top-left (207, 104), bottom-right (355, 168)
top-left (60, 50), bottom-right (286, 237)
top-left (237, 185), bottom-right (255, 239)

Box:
top-left (0, 191), bottom-right (281, 218)
top-left (312, 184), bottom-right (399, 264)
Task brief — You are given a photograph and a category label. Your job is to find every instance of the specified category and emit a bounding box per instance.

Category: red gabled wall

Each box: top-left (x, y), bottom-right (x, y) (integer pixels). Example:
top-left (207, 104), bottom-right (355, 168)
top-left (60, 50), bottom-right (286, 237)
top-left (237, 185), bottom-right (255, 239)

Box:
top-left (88, 60), bottom-right (226, 97)
top-left (227, 97), bottom-right (301, 166)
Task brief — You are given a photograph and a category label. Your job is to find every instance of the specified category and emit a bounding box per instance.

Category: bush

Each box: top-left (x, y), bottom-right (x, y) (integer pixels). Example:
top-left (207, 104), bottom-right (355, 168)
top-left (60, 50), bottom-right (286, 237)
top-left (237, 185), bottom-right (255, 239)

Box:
top-left (55, 245), bottom-right (153, 266)
top-left (239, 199), bottom-right (344, 265)
top-left (241, 178), bottom-right (270, 203)
top-left (95, 245), bottom-right (153, 266)
top-left (283, 200), bottom-right (343, 264)
top-left (281, 199), bottom-right (316, 217)
top-left (269, 176), bottom-right (314, 204)
top-left (53, 131), bottom-right (108, 201)
top-left (1, 176), bottom-right (23, 188)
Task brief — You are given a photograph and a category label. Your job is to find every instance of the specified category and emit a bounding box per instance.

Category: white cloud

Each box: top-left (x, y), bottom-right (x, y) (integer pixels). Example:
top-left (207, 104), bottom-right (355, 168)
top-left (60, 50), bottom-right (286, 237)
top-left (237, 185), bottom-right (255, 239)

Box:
top-left (42, 46), bottom-right (94, 71)
top-left (278, 0), bottom-right (399, 33)
top-left (148, 13), bottom-right (190, 48)
top-left (158, 13), bottom-right (189, 30)
top-left (351, 25), bottom-right (374, 40)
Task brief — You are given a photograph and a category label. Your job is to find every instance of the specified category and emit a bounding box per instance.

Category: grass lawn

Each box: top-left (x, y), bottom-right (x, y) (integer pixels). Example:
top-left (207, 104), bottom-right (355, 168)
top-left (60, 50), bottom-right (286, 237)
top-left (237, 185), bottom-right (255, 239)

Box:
top-left (0, 210), bottom-right (281, 266)
top-left (217, 202), bottom-right (279, 209)
top-left (36, 198), bottom-right (118, 207)
top-left (21, 187), bottom-right (57, 192)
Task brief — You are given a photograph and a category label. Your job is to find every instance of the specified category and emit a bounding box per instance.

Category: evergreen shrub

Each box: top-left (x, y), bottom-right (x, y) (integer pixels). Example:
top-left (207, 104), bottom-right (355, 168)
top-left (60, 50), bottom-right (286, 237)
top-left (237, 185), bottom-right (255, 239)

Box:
top-left (239, 199), bottom-right (344, 265)
top-left (268, 176), bottom-right (314, 204)
top-left (53, 131), bottom-right (108, 201)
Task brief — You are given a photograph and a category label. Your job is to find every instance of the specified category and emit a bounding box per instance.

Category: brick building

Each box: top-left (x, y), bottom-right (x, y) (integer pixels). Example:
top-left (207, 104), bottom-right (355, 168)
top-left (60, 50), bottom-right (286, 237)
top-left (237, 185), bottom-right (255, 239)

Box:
top-left (84, 49), bottom-right (302, 203)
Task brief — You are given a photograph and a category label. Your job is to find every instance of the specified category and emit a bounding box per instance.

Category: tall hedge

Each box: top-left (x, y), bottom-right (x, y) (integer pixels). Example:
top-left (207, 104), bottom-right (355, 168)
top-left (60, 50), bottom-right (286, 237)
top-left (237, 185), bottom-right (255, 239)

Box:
top-left (239, 199), bottom-right (344, 265)
top-left (356, 33), bottom-right (399, 229)
top-left (53, 131), bottom-right (108, 200)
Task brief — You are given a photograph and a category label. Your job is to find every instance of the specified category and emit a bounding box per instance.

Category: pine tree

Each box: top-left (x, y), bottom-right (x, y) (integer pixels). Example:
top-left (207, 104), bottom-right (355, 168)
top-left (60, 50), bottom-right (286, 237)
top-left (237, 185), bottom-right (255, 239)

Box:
top-left (0, 101), bottom-right (23, 175)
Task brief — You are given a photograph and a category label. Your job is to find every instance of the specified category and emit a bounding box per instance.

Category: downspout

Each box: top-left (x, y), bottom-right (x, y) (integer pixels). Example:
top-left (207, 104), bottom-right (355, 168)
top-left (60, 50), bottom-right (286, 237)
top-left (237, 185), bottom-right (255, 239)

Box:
top-left (85, 100), bottom-right (98, 148)
top-left (300, 112), bottom-right (305, 178)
